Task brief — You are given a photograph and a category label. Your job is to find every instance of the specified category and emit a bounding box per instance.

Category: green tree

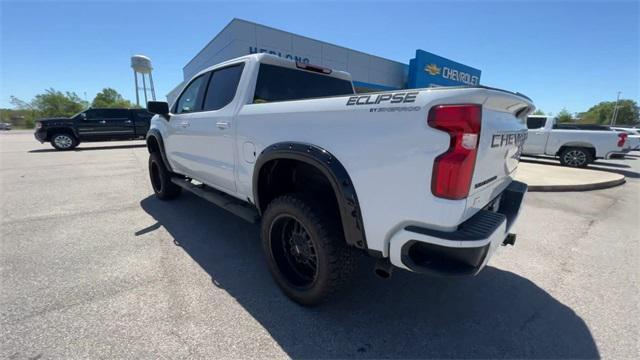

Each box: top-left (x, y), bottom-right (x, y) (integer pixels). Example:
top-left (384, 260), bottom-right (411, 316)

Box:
top-left (0, 108), bottom-right (37, 129)
top-left (557, 108), bottom-right (573, 123)
top-left (32, 89), bottom-right (88, 117)
top-left (12, 88), bottom-right (88, 118)
top-left (581, 99), bottom-right (639, 125)
top-left (7, 89), bottom-right (88, 128)
top-left (8, 96), bottom-right (37, 127)
top-left (9, 96), bottom-right (33, 110)
top-left (532, 109), bottom-right (546, 115)
top-left (91, 88), bottom-right (134, 108)
top-left (8, 88), bottom-right (89, 127)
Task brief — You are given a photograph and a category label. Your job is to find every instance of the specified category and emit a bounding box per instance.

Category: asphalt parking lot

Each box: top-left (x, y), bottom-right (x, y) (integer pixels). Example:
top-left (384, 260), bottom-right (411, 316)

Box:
top-left (1, 130), bottom-right (638, 359)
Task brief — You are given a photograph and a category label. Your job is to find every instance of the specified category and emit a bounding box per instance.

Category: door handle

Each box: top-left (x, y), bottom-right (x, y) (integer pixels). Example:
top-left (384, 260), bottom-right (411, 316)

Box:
top-left (180, 121), bottom-right (190, 128)
top-left (99, 120), bottom-right (106, 124)
top-left (124, 120), bottom-right (132, 124)
top-left (216, 121), bottom-right (230, 129)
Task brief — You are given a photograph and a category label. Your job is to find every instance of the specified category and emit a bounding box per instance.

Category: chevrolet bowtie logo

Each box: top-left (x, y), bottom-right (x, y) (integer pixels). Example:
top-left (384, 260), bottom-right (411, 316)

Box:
top-left (425, 63), bottom-right (441, 76)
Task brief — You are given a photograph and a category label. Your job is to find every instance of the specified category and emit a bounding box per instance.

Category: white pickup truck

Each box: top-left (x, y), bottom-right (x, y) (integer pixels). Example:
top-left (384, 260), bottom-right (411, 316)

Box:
top-left (145, 53), bottom-right (534, 305)
top-left (523, 115), bottom-right (628, 167)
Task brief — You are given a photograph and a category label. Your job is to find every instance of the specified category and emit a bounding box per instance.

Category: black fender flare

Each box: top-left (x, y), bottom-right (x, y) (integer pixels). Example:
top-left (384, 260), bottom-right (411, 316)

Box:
top-left (253, 142), bottom-right (368, 250)
top-left (146, 129), bottom-right (173, 172)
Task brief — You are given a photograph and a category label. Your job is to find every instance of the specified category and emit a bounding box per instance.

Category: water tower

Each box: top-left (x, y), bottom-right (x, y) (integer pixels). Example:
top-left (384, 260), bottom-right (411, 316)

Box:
top-left (131, 55), bottom-right (156, 107)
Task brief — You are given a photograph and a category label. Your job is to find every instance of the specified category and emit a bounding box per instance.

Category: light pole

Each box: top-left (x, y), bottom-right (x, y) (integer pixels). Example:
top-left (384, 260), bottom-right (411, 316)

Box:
top-left (610, 91), bottom-right (621, 125)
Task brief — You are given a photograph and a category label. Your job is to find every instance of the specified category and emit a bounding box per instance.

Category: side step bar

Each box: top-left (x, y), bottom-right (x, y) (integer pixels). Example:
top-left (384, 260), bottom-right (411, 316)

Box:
top-left (170, 177), bottom-right (260, 223)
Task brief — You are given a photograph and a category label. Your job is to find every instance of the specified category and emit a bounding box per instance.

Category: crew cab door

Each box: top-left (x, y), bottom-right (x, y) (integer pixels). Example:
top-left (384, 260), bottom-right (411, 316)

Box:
top-left (131, 110), bottom-right (153, 137)
top-left (523, 116), bottom-right (550, 154)
top-left (165, 63), bottom-right (244, 192)
top-left (77, 109), bottom-right (134, 139)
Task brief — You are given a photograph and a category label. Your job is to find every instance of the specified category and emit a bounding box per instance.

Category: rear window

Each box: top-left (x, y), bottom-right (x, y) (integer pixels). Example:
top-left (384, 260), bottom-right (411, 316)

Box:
top-left (102, 109), bottom-right (130, 119)
top-left (253, 63), bottom-right (353, 103)
top-left (526, 117), bottom-right (546, 129)
top-left (554, 123), bottom-right (613, 130)
top-left (553, 123), bottom-right (577, 129)
top-left (85, 109), bottom-right (129, 120)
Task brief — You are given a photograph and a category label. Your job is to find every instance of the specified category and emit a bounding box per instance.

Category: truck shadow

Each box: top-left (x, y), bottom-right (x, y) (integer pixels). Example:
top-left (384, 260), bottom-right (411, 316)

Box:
top-left (521, 158), bottom-right (639, 179)
top-left (522, 155), bottom-right (633, 168)
top-left (139, 194), bottom-right (599, 359)
top-left (29, 144), bottom-right (146, 153)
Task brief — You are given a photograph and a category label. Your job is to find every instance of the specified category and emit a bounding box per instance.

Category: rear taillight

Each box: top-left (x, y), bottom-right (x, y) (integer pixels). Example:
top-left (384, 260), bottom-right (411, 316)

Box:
top-left (428, 104), bottom-right (482, 200)
top-left (617, 133), bottom-right (627, 147)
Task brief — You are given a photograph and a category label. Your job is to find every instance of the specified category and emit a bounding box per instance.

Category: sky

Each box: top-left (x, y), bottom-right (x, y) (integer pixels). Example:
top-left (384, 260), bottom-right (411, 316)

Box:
top-left (1, 0), bottom-right (638, 115)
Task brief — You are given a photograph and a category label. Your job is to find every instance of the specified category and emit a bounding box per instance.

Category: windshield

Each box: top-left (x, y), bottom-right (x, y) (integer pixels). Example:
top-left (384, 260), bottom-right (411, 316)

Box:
top-left (70, 110), bottom-right (86, 119)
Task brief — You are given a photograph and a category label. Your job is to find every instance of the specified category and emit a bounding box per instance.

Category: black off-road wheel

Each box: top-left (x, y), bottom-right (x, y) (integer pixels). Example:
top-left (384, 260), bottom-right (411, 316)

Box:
top-left (261, 195), bottom-right (355, 306)
top-left (559, 147), bottom-right (593, 167)
top-left (148, 152), bottom-right (182, 200)
top-left (50, 133), bottom-right (78, 150)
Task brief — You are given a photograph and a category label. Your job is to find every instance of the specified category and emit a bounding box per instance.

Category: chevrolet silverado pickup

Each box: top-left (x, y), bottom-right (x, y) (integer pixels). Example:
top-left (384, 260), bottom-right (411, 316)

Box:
top-left (34, 108), bottom-right (153, 150)
top-left (145, 53), bottom-right (534, 305)
top-left (523, 115), bottom-right (628, 167)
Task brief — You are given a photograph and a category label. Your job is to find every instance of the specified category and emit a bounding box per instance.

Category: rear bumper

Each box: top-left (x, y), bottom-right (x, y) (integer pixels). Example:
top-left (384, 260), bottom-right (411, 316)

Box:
top-left (389, 180), bottom-right (527, 276)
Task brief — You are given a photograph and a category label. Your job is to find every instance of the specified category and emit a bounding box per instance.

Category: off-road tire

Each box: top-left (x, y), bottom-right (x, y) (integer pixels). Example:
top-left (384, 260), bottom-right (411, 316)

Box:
top-left (559, 147), bottom-right (593, 168)
top-left (50, 133), bottom-right (78, 150)
top-left (148, 152), bottom-right (182, 200)
top-left (261, 194), bottom-right (355, 306)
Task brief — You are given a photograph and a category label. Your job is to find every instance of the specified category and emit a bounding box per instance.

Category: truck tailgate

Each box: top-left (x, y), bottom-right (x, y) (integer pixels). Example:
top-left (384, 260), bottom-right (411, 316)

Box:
top-left (466, 92), bottom-right (530, 215)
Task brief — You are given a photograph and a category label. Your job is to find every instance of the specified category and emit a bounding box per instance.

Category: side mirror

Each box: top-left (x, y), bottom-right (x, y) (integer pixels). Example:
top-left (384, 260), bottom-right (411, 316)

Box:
top-left (147, 101), bottom-right (170, 119)
top-left (79, 113), bottom-right (87, 120)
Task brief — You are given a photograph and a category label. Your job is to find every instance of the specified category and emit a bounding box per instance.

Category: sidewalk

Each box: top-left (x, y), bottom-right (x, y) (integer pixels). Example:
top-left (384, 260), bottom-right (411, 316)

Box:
top-left (515, 161), bottom-right (625, 191)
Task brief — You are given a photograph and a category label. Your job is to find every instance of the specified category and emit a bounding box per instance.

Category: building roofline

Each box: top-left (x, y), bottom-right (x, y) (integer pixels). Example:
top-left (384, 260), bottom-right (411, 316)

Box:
top-left (192, 53), bottom-right (353, 82)
top-left (183, 18), bottom-right (408, 70)
top-left (183, 18), bottom-right (241, 70)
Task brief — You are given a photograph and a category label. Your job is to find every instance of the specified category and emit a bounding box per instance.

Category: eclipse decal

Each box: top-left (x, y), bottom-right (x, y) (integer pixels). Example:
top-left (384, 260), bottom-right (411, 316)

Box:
top-left (346, 92), bottom-right (419, 106)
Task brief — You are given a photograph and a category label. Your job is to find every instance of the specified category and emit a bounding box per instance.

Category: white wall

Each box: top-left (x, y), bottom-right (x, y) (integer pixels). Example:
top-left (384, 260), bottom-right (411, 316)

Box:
top-left (168, 19), bottom-right (408, 103)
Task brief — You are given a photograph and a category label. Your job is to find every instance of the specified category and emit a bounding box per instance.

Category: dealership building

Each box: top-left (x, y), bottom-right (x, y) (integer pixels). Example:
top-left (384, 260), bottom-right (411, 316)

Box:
top-left (167, 18), bottom-right (482, 103)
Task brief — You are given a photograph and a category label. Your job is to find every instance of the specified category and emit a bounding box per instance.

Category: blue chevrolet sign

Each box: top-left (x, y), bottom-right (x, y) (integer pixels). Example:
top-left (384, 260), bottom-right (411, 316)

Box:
top-left (407, 50), bottom-right (481, 88)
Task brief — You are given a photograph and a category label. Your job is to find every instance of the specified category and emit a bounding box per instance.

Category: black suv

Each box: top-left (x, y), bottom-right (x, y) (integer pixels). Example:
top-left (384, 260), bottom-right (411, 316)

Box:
top-left (34, 108), bottom-right (153, 150)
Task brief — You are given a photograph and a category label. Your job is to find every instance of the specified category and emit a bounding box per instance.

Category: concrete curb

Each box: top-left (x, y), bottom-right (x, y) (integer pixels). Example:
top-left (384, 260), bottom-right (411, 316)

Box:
top-left (527, 177), bottom-right (626, 192)
top-left (516, 160), bottom-right (628, 192)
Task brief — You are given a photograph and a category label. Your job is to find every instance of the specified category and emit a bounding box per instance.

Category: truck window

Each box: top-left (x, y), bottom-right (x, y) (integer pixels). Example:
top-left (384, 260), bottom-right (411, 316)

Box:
top-left (101, 109), bottom-right (129, 119)
top-left (553, 123), bottom-right (578, 129)
top-left (203, 63), bottom-right (244, 111)
top-left (134, 110), bottom-right (153, 121)
top-left (253, 63), bottom-right (354, 103)
top-left (83, 109), bottom-right (100, 120)
top-left (175, 73), bottom-right (209, 114)
top-left (526, 117), bottom-right (546, 129)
